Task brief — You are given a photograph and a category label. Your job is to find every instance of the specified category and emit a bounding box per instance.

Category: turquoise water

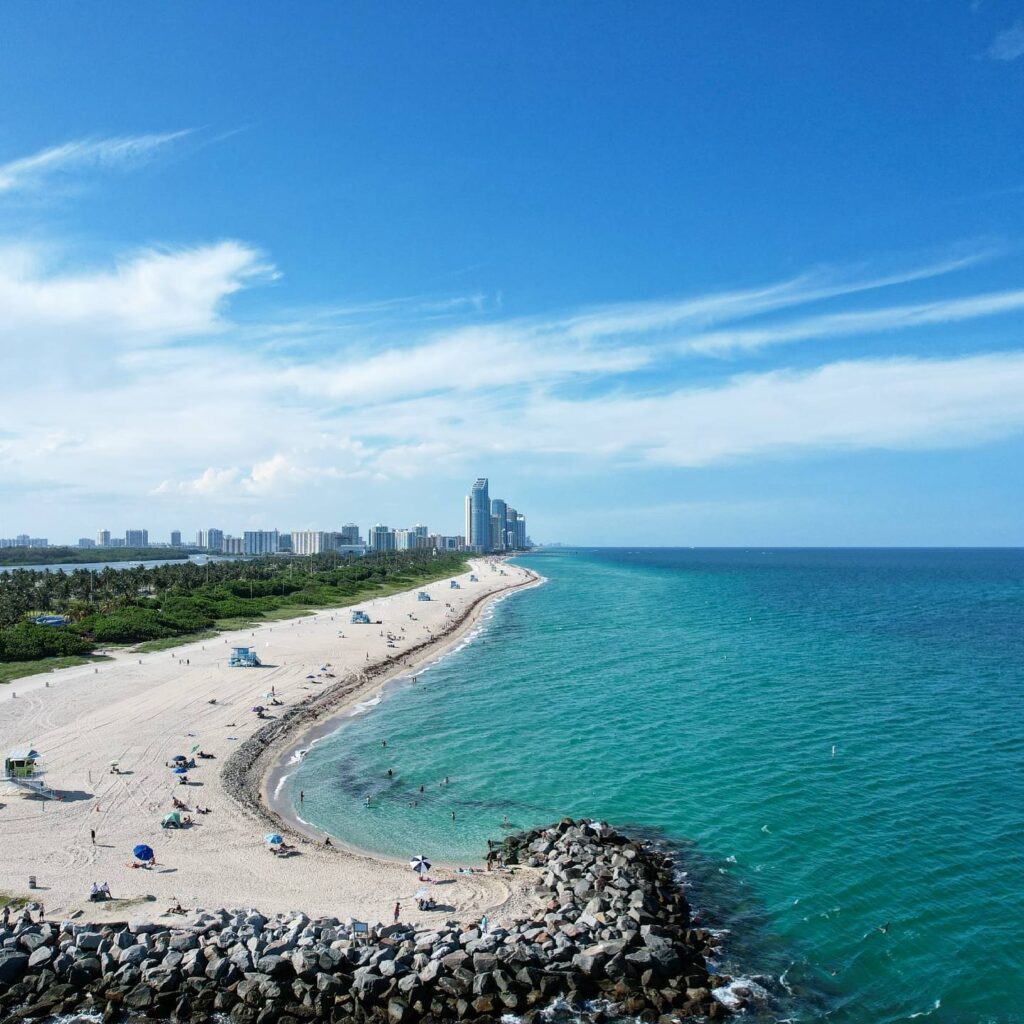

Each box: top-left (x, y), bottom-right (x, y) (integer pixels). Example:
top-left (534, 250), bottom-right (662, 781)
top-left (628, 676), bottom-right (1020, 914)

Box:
top-left (284, 549), bottom-right (1024, 1024)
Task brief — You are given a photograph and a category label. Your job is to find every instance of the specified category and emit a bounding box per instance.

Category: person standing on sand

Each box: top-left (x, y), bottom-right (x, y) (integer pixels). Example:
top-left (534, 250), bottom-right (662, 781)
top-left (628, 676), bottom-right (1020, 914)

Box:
top-left (393, 902), bottom-right (400, 924)
top-left (90, 828), bottom-right (96, 845)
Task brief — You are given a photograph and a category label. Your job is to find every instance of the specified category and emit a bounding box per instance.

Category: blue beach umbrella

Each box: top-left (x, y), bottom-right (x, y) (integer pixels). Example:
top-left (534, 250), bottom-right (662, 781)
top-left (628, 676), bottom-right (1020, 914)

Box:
top-left (133, 844), bottom-right (154, 861)
top-left (409, 855), bottom-right (432, 874)
top-left (172, 766), bottom-right (188, 775)
top-left (265, 833), bottom-right (283, 846)
top-left (172, 754), bottom-right (187, 762)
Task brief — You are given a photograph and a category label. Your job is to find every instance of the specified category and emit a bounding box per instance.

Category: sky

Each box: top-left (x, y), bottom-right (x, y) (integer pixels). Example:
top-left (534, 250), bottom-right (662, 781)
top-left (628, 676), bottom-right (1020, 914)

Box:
top-left (1, 1), bottom-right (1023, 546)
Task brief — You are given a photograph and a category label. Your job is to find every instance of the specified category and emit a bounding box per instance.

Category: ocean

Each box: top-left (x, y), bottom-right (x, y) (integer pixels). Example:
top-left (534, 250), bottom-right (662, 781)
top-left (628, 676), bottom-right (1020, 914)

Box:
top-left (282, 548), bottom-right (1024, 1024)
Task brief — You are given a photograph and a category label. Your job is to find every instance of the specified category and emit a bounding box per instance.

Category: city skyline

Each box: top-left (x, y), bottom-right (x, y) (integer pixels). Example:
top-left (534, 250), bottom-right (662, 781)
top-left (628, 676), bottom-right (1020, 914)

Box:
top-left (1, 476), bottom-right (529, 554)
top-left (2, 4), bottom-right (1024, 545)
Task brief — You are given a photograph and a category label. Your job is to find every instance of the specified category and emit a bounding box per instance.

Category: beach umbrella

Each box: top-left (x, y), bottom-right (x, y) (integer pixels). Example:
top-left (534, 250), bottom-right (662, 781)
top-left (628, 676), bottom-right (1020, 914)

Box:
top-left (172, 766), bottom-right (188, 775)
top-left (265, 833), bottom-right (283, 845)
top-left (133, 844), bottom-right (154, 861)
top-left (251, 705), bottom-right (265, 713)
top-left (409, 855), bottom-right (432, 874)
top-left (172, 754), bottom-right (187, 763)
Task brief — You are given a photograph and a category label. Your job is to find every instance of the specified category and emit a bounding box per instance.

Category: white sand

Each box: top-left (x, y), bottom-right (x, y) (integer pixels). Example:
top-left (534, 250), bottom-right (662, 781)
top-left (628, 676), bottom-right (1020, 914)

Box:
top-left (0, 559), bottom-right (540, 926)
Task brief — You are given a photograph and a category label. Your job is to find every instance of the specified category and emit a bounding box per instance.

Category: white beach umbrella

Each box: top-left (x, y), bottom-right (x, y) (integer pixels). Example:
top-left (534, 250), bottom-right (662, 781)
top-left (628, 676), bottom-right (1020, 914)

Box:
top-left (409, 855), bottom-right (432, 874)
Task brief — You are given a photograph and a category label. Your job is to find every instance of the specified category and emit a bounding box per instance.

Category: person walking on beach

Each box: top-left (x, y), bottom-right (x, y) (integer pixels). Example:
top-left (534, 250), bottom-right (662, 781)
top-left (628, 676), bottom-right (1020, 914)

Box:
top-left (90, 828), bottom-right (96, 845)
top-left (393, 902), bottom-right (400, 924)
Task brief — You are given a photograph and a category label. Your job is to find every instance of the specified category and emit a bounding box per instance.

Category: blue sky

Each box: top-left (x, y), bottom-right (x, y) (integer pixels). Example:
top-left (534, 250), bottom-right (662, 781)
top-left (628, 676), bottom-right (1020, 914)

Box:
top-left (1, 1), bottom-right (1023, 545)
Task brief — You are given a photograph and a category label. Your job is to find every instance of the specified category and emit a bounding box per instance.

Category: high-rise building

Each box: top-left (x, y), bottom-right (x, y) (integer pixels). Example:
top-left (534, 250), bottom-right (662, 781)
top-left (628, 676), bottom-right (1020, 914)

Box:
top-left (170, 531), bottom-right (182, 547)
top-left (368, 524), bottom-right (396, 551)
top-left (222, 535), bottom-right (244, 555)
top-left (414, 524), bottom-right (429, 548)
top-left (340, 524), bottom-right (362, 546)
top-left (464, 496), bottom-right (472, 550)
top-left (468, 477), bottom-right (491, 552)
top-left (505, 506), bottom-right (518, 549)
top-left (292, 530), bottom-right (326, 555)
top-left (243, 530), bottom-right (279, 556)
top-left (515, 513), bottom-right (527, 549)
top-left (395, 528), bottom-right (418, 550)
top-left (96, 529), bottom-right (111, 547)
top-left (125, 529), bottom-right (149, 547)
top-left (490, 499), bottom-right (508, 550)
top-left (207, 528), bottom-right (224, 552)
top-left (77, 538), bottom-right (96, 548)
top-left (195, 529), bottom-right (207, 548)
top-left (278, 533), bottom-right (293, 553)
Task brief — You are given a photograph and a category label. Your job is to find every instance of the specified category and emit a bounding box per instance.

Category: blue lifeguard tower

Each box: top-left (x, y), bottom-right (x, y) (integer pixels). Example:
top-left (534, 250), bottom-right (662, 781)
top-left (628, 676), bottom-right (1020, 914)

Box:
top-left (450, 580), bottom-right (460, 589)
top-left (417, 591), bottom-right (431, 602)
top-left (228, 646), bottom-right (262, 667)
top-left (350, 610), bottom-right (371, 624)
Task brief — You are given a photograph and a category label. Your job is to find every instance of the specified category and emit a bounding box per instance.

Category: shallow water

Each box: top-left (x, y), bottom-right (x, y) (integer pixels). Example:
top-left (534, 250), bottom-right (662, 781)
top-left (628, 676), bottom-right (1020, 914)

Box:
top-left (284, 548), bottom-right (1024, 1024)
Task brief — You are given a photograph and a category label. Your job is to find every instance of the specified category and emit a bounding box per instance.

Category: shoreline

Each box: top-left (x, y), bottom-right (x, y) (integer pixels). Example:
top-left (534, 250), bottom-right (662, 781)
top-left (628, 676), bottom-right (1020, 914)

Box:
top-left (0, 558), bottom-right (545, 926)
top-left (248, 565), bottom-right (544, 860)
top-left (238, 563), bottom-right (544, 862)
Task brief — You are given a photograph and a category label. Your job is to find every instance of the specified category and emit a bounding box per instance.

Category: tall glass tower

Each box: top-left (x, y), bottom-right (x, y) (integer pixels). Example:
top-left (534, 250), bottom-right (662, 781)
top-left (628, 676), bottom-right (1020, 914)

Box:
top-left (469, 477), bottom-right (491, 551)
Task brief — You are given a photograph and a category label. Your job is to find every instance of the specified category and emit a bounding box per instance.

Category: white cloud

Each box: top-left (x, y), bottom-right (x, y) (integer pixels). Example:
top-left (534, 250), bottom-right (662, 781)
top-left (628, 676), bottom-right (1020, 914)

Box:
top-left (0, 131), bottom-right (193, 194)
top-left (0, 241), bottom-right (274, 348)
top-left (3, 236), bottom-right (1024, 518)
top-left (514, 352), bottom-right (1024, 467)
top-left (987, 19), bottom-right (1024, 60)
top-left (677, 288), bottom-right (1024, 356)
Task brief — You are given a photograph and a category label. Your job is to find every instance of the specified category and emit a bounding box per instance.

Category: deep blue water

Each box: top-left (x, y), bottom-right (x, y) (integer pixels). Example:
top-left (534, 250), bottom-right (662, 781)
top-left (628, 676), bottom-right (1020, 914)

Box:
top-left (285, 548), bottom-right (1024, 1023)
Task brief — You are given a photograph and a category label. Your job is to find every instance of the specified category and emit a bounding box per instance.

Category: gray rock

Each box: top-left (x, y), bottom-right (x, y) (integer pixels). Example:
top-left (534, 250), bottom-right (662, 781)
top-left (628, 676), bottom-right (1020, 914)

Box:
top-left (0, 950), bottom-right (31, 983)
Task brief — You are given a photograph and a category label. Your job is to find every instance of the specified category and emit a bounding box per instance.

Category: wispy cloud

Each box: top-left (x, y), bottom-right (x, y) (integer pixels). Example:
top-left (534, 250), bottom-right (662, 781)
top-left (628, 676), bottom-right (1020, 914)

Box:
top-left (3, 235), bottom-right (1024, 509)
top-left (0, 130), bottom-right (193, 194)
top-left (677, 287), bottom-right (1024, 356)
top-left (987, 19), bottom-right (1024, 59)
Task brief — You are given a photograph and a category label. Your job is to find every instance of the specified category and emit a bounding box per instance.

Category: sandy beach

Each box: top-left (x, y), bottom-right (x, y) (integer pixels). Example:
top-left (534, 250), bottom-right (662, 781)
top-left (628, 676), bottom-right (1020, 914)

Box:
top-left (0, 558), bottom-right (540, 927)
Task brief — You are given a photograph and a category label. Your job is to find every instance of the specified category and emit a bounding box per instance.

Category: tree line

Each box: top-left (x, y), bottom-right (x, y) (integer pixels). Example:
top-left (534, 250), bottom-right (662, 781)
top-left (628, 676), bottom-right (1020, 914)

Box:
top-left (0, 551), bottom-right (468, 664)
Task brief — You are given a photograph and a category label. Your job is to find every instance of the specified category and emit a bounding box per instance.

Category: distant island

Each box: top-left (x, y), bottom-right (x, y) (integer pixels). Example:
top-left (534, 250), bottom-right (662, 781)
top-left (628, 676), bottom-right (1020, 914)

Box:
top-left (0, 546), bottom-right (201, 567)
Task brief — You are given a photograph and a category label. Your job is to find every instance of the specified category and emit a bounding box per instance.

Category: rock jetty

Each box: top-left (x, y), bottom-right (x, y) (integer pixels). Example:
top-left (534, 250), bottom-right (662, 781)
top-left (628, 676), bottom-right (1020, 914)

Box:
top-left (0, 819), bottom-right (725, 1023)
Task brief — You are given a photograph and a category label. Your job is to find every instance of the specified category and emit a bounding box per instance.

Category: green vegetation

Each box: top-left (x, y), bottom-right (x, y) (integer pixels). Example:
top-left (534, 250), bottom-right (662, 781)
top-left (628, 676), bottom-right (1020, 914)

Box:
top-left (0, 892), bottom-right (29, 910)
top-left (0, 654), bottom-right (113, 685)
top-left (0, 551), bottom-right (469, 669)
top-left (0, 545), bottom-right (202, 567)
top-left (134, 630), bottom-right (219, 653)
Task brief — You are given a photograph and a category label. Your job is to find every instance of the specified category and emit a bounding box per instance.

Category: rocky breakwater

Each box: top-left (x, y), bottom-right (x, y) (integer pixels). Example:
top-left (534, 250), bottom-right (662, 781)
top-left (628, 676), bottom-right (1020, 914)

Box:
top-left (0, 819), bottom-right (724, 1023)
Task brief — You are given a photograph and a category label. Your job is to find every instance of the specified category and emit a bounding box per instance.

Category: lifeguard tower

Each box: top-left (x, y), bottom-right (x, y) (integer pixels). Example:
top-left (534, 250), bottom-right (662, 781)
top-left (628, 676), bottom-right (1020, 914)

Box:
top-left (469, 574), bottom-right (478, 582)
top-left (351, 610), bottom-right (371, 624)
top-left (450, 580), bottom-right (460, 589)
top-left (3, 748), bottom-right (58, 800)
top-left (417, 591), bottom-right (431, 602)
top-left (228, 646), bottom-right (262, 667)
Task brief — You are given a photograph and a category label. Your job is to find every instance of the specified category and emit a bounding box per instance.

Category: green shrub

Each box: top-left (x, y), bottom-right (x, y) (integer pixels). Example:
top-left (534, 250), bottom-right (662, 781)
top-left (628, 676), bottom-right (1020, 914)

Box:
top-left (0, 623), bottom-right (94, 662)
